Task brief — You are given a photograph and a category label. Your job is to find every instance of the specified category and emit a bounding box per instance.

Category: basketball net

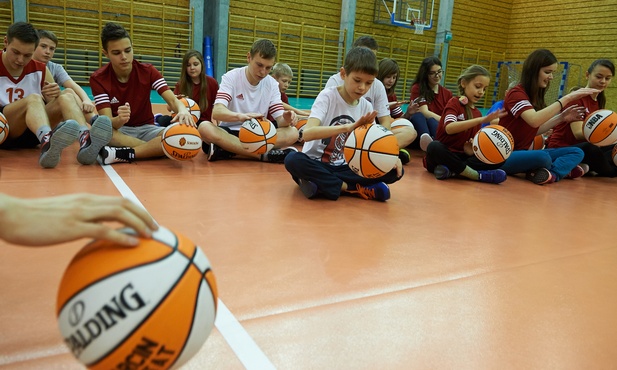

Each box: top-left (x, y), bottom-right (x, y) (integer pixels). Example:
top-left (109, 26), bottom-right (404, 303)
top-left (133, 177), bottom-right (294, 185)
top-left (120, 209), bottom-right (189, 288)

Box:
top-left (413, 19), bottom-right (424, 35)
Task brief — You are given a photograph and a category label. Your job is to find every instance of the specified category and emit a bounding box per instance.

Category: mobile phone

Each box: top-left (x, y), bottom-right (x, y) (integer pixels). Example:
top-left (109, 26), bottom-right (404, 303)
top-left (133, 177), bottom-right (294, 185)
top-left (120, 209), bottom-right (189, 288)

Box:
top-left (397, 100), bottom-right (411, 105)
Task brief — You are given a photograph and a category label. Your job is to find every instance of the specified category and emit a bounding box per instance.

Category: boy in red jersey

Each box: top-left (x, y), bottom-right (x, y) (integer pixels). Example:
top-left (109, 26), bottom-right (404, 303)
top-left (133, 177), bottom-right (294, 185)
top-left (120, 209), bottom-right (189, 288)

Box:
top-left (91, 22), bottom-right (194, 165)
top-left (0, 22), bottom-right (112, 168)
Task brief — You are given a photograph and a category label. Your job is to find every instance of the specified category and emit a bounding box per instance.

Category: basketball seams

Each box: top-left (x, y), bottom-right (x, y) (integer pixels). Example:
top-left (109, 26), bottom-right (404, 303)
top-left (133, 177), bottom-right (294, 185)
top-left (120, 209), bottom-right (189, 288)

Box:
top-left (86, 246), bottom-right (195, 367)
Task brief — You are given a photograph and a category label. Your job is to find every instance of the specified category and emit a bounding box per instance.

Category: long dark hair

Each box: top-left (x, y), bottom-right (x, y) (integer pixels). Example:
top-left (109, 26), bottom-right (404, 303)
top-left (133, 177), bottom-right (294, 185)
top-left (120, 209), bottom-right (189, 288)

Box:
top-left (178, 50), bottom-right (208, 113)
top-left (377, 58), bottom-right (399, 96)
top-left (520, 49), bottom-right (557, 110)
top-left (587, 59), bottom-right (615, 109)
top-left (412, 56), bottom-right (442, 104)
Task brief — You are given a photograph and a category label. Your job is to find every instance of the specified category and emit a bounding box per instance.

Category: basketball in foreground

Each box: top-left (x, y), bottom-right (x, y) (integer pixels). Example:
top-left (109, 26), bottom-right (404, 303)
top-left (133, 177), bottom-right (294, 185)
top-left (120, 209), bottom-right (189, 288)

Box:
top-left (161, 123), bottom-right (202, 161)
top-left (583, 109), bottom-right (617, 146)
top-left (0, 112), bottom-right (8, 145)
top-left (171, 97), bottom-right (201, 124)
top-left (472, 125), bottom-right (515, 164)
top-left (56, 226), bottom-right (218, 370)
top-left (344, 124), bottom-right (399, 178)
top-left (239, 117), bottom-right (277, 154)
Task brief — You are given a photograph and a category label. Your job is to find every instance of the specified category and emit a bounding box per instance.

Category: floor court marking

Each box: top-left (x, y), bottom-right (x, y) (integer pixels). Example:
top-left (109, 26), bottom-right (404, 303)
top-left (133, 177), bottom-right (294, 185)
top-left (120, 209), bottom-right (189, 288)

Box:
top-left (100, 163), bottom-right (275, 370)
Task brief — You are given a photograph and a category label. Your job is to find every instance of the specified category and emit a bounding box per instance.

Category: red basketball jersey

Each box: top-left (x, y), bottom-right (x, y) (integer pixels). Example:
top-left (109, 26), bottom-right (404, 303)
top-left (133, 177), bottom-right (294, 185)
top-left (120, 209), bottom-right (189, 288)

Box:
top-left (499, 85), bottom-right (537, 150)
top-left (435, 97), bottom-right (481, 153)
top-left (546, 95), bottom-right (600, 148)
top-left (90, 60), bottom-right (169, 127)
top-left (174, 75), bottom-right (219, 122)
top-left (410, 83), bottom-right (453, 116)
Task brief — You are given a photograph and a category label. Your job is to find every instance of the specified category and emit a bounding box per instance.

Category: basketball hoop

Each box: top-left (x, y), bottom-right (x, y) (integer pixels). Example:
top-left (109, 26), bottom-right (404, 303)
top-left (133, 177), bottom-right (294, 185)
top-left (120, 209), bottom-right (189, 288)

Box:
top-left (412, 18), bottom-right (425, 35)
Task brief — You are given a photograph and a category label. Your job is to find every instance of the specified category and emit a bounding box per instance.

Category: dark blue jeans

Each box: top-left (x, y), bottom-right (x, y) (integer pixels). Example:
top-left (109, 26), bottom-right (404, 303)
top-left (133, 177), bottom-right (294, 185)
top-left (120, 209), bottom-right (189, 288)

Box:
top-left (284, 152), bottom-right (403, 200)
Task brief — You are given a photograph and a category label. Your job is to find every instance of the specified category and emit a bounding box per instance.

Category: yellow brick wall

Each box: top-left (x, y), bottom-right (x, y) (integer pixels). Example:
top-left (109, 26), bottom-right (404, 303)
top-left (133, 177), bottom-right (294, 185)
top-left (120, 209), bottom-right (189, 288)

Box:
top-left (506, 0), bottom-right (617, 110)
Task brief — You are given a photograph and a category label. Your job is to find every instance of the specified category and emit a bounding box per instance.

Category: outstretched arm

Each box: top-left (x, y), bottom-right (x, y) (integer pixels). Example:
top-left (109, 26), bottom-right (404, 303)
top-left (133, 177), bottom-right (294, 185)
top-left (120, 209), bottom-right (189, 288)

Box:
top-left (0, 193), bottom-right (158, 247)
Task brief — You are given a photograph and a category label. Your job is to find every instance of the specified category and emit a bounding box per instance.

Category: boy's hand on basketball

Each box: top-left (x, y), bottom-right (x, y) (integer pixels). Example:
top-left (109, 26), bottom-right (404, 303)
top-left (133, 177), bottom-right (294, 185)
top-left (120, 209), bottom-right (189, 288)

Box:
top-left (171, 108), bottom-right (195, 127)
top-left (560, 105), bottom-right (586, 123)
top-left (117, 103), bottom-right (131, 124)
top-left (283, 110), bottom-right (297, 126)
top-left (0, 194), bottom-right (158, 247)
top-left (239, 113), bottom-right (263, 122)
top-left (42, 82), bottom-right (60, 101)
top-left (349, 111), bottom-right (378, 131)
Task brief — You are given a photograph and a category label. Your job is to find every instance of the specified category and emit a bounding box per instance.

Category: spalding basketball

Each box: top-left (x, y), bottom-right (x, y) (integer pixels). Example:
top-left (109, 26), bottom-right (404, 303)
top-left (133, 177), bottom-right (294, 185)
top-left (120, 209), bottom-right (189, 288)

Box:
top-left (295, 118), bottom-right (308, 131)
top-left (529, 134), bottom-right (545, 150)
top-left (583, 109), bottom-right (617, 146)
top-left (239, 117), bottom-right (277, 154)
top-left (390, 117), bottom-right (413, 131)
top-left (56, 226), bottom-right (217, 370)
top-left (172, 97), bottom-right (201, 124)
top-left (344, 124), bottom-right (399, 178)
top-left (0, 112), bottom-right (8, 145)
top-left (161, 123), bottom-right (201, 161)
top-left (472, 125), bottom-right (515, 164)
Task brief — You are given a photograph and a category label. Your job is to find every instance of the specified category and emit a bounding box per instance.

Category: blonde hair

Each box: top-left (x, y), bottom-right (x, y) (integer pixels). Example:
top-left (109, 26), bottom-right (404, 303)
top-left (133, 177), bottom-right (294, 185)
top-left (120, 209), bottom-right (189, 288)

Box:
top-left (272, 63), bottom-right (293, 78)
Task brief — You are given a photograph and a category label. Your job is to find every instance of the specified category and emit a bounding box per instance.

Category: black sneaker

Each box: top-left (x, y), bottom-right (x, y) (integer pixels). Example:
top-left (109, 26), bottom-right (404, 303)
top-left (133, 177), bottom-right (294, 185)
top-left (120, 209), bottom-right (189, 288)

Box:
top-left (39, 120), bottom-right (80, 168)
top-left (77, 116), bottom-right (112, 165)
top-left (433, 165), bottom-right (455, 180)
top-left (526, 168), bottom-right (556, 185)
top-left (203, 142), bottom-right (234, 162)
top-left (99, 146), bottom-right (135, 165)
top-left (399, 149), bottom-right (410, 165)
top-left (261, 146), bottom-right (298, 163)
top-left (298, 179), bottom-right (318, 199)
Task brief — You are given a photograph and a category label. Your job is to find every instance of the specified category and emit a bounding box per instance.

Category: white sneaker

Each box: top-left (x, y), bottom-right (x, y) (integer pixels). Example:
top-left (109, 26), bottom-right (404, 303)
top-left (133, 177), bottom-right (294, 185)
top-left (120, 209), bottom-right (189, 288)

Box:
top-left (419, 133), bottom-right (433, 152)
top-left (98, 146), bottom-right (135, 165)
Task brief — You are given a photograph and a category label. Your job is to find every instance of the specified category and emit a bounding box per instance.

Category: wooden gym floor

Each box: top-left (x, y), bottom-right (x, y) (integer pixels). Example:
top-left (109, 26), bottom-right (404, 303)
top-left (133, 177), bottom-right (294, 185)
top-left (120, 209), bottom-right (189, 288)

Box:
top-left (2, 121), bottom-right (617, 369)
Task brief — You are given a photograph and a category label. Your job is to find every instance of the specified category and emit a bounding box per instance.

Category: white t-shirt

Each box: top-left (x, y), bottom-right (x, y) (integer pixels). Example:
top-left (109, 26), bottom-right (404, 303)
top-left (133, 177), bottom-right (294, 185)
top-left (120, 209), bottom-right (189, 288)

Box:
top-left (214, 66), bottom-right (283, 130)
top-left (303, 86), bottom-right (373, 166)
top-left (325, 72), bottom-right (390, 119)
top-left (47, 61), bottom-right (71, 85)
top-left (0, 51), bottom-right (45, 107)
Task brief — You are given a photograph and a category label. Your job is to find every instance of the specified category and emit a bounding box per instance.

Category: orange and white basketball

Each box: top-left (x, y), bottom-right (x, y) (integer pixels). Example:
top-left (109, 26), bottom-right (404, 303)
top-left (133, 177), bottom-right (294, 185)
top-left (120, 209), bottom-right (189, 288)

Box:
top-left (344, 124), bottom-right (399, 178)
top-left (0, 112), bottom-right (8, 145)
top-left (172, 97), bottom-right (201, 124)
top-left (161, 123), bottom-right (202, 161)
top-left (56, 226), bottom-right (217, 370)
top-left (529, 134), bottom-right (545, 150)
top-left (583, 109), bottom-right (617, 146)
top-left (239, 117), bottom-right (277, 154)
top-left (390, 117), bottom-right (413, 131)
top-left (473, 125), bottom-right (515, 164)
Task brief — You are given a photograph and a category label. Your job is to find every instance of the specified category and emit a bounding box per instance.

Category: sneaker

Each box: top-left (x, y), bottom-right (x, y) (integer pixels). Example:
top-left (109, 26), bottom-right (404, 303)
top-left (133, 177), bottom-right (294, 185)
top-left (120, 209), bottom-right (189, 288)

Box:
top-left (478, 169), bottom-right (507, 184)
top-left (99, 146), bottom-right (135, 165)
top-left (298, 179), bottom-right (318, 199)
top-left (39, 120), bottom-right (80, 168)
top-left (261, 146), bottom-right (298, 163)
top-left (351, 182), bottom-right (391, 201)
top-left (77, 116), bottom-right (112, 165)
top-left (153, 113), bottom-right (163, 125)
top-left (565, 165), bottom-right (585, 179)
top-left (89, 114), bottom-right (99, 126)
top-left (579, 163), bottom-right (590, 175)
top-left (433, 165), bottom-right (454, 180)
top-left (204, 142), bottom-right (234, 162)
top-left (526, 168), bottom-right (556, 185)
top-left (419, 133), bottom-right (433, 152)
top-left (399, 148), bottom-right (410, 165)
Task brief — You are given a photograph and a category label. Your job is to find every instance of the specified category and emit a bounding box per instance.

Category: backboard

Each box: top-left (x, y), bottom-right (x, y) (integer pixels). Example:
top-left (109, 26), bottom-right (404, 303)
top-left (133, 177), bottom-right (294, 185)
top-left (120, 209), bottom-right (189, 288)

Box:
top-left (374, 0), bottom-right (434, 32)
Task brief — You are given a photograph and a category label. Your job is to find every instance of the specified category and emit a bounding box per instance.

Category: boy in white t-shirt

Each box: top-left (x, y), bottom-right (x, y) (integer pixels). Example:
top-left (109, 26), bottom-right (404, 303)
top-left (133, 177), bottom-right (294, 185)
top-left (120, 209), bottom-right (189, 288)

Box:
top-left (198, 39), bottom-right (299, 163)
top-left (284, 47), bottom-right (404, 201)
top-left (33, 29), bottom-right (96, 124)
top-left (325, 36), bottom-right (416, 165)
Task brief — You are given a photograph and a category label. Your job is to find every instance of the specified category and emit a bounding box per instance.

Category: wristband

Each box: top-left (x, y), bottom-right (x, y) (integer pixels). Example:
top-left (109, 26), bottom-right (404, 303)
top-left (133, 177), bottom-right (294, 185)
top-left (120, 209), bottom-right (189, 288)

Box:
top-left (557, 99), bottom-right (563, 112)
